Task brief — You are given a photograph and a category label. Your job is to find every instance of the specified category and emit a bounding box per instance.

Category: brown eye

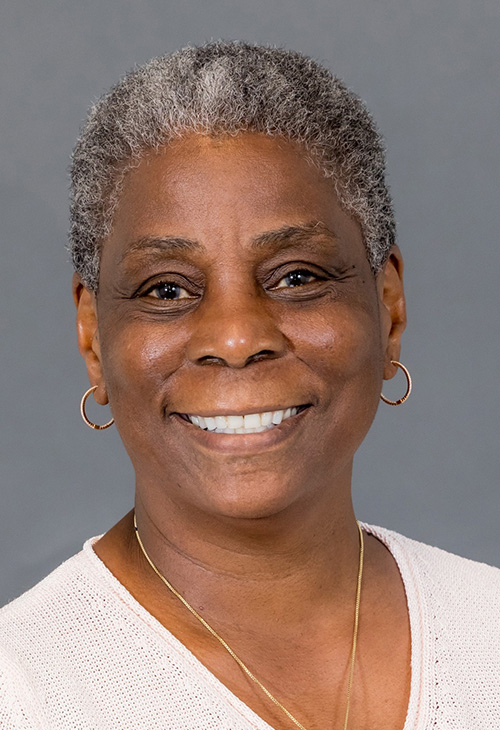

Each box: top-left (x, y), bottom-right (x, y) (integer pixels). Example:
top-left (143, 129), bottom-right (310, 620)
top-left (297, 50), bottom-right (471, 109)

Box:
top-left (274, 269), bottom-right (319, 289)
top-left (146, 282), bottom-right (192, 300)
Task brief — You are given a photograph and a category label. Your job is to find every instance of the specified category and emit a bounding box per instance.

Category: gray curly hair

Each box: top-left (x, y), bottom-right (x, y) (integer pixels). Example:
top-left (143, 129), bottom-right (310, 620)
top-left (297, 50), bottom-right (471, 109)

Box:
top-left (70, 40), bottom-right (396, 292)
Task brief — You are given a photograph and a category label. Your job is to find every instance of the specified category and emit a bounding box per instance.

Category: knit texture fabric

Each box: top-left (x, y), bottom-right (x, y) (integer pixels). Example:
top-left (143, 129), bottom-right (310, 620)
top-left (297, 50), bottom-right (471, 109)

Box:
top-left (1, 524), bottom-right (499, 729)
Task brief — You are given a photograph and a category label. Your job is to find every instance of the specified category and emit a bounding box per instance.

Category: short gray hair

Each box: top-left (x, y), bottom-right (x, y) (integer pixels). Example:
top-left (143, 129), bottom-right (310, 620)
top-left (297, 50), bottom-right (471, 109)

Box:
top-left (70, 40), bottom-right (396, 292)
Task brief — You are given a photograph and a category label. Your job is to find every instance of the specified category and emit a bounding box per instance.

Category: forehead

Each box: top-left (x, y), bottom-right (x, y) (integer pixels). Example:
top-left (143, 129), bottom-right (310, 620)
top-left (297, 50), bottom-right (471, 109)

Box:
top-left (107, 132), bottom-right (365, 262)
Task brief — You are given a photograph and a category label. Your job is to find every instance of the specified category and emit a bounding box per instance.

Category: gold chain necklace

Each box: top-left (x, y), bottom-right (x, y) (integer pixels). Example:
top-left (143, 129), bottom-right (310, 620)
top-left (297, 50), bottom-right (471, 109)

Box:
top-left (134, 513), bottom-right (364, 730)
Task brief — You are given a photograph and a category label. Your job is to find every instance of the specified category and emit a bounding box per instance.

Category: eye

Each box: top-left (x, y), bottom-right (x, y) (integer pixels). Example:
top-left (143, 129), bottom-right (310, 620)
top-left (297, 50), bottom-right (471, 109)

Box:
top-left (273, 269), bottom-right (321, 289)
top-left (143, 281), bottom-right (194, 300)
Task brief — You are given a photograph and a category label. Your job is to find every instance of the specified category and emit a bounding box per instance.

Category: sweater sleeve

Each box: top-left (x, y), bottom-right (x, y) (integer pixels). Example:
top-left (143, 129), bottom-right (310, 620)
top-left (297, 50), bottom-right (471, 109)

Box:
top-left (0, 657), bottom-right (43, 730)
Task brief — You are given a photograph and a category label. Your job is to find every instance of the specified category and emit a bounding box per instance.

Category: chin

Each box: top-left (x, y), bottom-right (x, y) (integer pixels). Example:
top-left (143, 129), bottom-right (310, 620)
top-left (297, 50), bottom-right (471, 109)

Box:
top-left (200, 480), bottom-right (303, 522)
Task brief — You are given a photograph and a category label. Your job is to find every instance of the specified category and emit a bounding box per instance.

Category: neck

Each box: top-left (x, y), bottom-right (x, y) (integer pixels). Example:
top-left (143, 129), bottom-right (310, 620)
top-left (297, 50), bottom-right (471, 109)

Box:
top-left (132, 477), bottom-right (361, 628)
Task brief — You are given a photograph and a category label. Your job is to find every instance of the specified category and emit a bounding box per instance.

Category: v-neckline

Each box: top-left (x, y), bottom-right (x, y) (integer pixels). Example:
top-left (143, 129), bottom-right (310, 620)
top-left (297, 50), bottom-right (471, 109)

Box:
top-left (83, 522), bottom-right (429, 730)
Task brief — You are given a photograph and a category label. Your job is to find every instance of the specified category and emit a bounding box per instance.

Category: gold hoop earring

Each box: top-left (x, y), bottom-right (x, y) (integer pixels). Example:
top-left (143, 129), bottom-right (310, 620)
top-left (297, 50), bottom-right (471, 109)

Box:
top-left (80, 385), bottom-right (115, 430)
top-left (380, 360), bottom-right (412, 406)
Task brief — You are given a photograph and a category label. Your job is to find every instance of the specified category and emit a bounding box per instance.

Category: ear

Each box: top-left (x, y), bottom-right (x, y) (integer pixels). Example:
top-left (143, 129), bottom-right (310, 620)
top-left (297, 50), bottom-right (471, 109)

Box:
top-left (376, 245), bottom-right (407, 380)
top-left (72, 273), bottom-right (108, 405)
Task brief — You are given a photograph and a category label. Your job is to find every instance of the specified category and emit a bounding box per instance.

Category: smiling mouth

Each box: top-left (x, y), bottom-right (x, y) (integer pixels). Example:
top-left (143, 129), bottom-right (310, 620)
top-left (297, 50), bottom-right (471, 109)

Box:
top-left (178, 405), bottom-right (310, 434)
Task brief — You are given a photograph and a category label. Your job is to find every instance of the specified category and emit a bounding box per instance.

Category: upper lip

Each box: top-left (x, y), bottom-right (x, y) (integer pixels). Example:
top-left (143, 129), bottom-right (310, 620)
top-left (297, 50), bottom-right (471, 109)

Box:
top-left (175, 404), bottom-right (310, 417)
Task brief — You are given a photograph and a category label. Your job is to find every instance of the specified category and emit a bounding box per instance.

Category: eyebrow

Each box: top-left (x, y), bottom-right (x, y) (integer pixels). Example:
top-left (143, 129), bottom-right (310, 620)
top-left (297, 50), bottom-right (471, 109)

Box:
top-left (121, 220), bottom-right (338, 262)
top-left (251, 221), bottom-right (338, 249)
top-left (121, 235), bottom-right (204, 262)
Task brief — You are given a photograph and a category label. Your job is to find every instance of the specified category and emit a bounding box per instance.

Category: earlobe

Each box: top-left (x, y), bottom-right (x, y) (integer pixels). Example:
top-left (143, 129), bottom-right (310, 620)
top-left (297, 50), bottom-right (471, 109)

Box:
top-left (72, 273), bottom-right (109, 405)
top-left (377, 246), bottom-right (407, 381)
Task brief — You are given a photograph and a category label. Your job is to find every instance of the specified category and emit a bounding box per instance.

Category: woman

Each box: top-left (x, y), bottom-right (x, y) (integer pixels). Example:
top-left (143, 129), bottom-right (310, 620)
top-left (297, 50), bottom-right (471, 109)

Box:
top-left (1, 41), bottom-right (498, 730)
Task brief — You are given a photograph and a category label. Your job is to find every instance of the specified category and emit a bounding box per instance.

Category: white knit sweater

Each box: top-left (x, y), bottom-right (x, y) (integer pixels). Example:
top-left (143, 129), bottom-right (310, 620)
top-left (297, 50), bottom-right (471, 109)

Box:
top-left (0, 524), bottom-right (499, 729)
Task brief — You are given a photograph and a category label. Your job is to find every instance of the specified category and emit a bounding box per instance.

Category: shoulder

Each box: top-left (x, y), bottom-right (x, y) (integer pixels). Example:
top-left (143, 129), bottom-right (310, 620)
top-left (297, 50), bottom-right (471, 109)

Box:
top-left (367, 523), bottom-right (500, 595)
top-left (0, 541), bottom-right (105, 727)
top-left (0, 539), bottom-right (108, 672)
top-left (366, 523), bottom-right (500, 628)
top-left (0, 538), bottom-right (103, 620)
top-left (365, 523), bottom-right (500, 720)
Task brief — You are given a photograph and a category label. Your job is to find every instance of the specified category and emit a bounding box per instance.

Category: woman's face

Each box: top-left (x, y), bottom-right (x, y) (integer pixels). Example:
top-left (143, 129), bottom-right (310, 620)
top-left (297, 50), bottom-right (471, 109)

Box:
top-left (76, 133), bottom-right (404, 520)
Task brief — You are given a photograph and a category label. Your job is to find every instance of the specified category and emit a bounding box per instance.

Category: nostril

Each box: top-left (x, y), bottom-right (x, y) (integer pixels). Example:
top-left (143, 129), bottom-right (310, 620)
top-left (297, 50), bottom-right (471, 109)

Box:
top-left (198, 355), bottom-right (226, 366)
top-left (196, 350), bottom-right (280, 367)
top-left (246, 349), bottom-right (279, 365)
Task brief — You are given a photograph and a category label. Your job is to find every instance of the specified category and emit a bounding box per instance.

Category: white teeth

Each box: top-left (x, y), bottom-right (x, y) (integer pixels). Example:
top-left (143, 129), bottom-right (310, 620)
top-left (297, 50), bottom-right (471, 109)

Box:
top-left (261, 411), bottom-right (273, 426)
top-left (272, 410), bottom-right (284, 425)
top-left (186, 406), bottom-right (301, 433)
top-left (243, 413), bottom-right (261, 428)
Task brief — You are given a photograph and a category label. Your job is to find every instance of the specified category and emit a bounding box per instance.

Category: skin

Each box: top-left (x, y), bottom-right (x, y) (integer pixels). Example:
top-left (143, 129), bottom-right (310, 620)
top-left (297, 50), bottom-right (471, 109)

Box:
top-left (74, 133), bottom-right (410, 730)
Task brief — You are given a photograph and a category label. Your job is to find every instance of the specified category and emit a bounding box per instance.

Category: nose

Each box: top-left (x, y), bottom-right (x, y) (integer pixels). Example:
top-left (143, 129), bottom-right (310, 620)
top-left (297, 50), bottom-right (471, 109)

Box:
top-left (186, 290), bottom-right (287, 368)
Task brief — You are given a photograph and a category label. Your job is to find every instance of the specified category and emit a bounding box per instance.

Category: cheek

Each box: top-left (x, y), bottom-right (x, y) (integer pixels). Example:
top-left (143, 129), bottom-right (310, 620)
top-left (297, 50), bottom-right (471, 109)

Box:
top-left (98, 319), bottom-right (187, 413)
top-left (283, 302), bottom-right (383, 382)
top-left (281, 300), bottom-right (384, 459)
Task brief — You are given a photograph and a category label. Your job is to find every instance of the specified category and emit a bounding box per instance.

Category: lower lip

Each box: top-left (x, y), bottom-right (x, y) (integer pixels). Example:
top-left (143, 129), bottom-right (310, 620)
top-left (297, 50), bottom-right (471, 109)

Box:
top-left (172, 408), bottom-right (311, 453)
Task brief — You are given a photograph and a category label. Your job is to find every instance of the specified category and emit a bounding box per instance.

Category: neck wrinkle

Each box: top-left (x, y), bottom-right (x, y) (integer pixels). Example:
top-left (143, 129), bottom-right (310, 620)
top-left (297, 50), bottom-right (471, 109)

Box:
top-left (133, 491), bottom-right (362, 623)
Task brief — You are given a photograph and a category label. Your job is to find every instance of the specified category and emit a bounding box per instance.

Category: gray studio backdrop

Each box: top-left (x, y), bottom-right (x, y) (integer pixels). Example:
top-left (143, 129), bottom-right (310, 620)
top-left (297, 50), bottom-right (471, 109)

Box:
top-left (1, 0), bottom-right (499, 605)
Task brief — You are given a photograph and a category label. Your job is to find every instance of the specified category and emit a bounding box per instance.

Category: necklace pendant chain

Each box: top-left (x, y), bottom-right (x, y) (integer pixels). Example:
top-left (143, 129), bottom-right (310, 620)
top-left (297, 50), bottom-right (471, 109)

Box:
top-left (134, 513), bottom-right (364, 730)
